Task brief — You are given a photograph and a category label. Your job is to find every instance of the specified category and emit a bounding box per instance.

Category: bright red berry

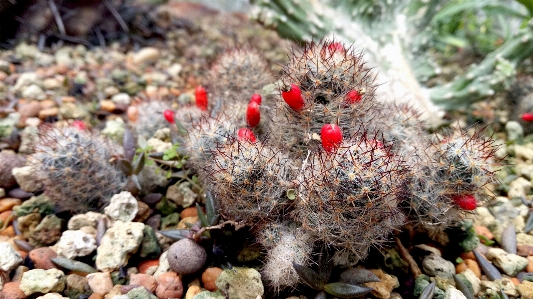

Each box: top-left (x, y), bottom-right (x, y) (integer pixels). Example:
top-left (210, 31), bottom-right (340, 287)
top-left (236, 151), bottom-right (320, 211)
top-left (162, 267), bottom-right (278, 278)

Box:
top-left (250, 94), bottom-right (262, 105)
top-left (346, 90), bottom-right (362, 104)
top-left (321, 124), bottom-right (343, 153)
top-left (195, 86), bottom-right (208, 111)
top-left (522, 113), bottom-right (533, 122)
top-left (71, 120), bottom-right (86, 131)
top-left (237, 128), bottom-right (257, 143)
top-left (246, 101), bottom-right (260, 128)
top-left (163, 109), bottom-right (175, 124)
top-left (281, 84), bottom-right (305, 111)
top-left (452, 194), bottom-right (477, 210)
top-left (328, 42), bottom-right (345, 53)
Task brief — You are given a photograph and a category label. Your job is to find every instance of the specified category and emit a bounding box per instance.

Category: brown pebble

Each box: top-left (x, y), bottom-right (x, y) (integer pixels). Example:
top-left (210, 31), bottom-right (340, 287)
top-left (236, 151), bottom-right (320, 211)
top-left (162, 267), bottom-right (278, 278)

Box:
top-left (2, 281), bottom-right (26, 299)
top-left (0, 198), bottom-right (22, 213)
top-left (464, 259), bottom-right (481, 278)
top-left (156, 272), bottom-right (183, 299)
top-left (456, 262), bottom-right (467, 274)
top-left (129, 273), bottom-right (157, 293)
top-left (185, 285), bottom-right (201, 299)
top-left (29, 247), bottom-right (59, 270)
top-left (0, 210), bottom-right (13, 224)
top-left (100, 100), bottom-right (116, 112)
top-left (88, 293), bottom-right (104, 299)
top-left (177, 216), bottom-right (199, 229)
top-left (201, 267), bottom-right (222, 291)
top-left (38, 107), bottom-right (59, 119)
top-left (475, 226), bottom-right (493, 241)
top-left (61, 96), bottom-right (77, 103)
top-left (18, 101), bottom-right (41, 119)
top-left (459, 251), bottom-right (476, 260)
top-left (138, 259), bottom-right (159, 274)
top-left (0, 225), bottom-right (16, 237)
top-left (127, 106), bottom-right (139, 122)
top-left (39, 99), bottom-right (57, 109)
top-left (121, 285), bottom-right (143, 294)
top-left (518, 245), bottom-right (533, 257)
top-left (0, 71), bottom-right (7, 81)
top-left (180, 207), bottom-right (198, 219)
top-left (527, 256), bottom-right (533, 272)
top-left (511, 277), bottom-right (520, 286)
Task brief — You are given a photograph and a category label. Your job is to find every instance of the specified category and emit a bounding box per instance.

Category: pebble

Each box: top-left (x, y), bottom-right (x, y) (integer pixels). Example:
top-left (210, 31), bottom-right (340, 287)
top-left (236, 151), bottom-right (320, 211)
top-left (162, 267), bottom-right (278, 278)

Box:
top-left (12, 166), bottom-right (43, 193)
top-left (215, 267), bottom-right (264, 299)
top-left (177, 216), bottom-right (200, 229)
top-left (0, 242), bottom-right (23, 272)
top-left (132, 47), bottom-right (161, 65)
top-left (528, 256), bottom-right (533, 272)
top-left (86, 272), bottom-right (113, 295)
top-left (65, 273), bottom-right (91, 299)
top-left (20, 269), bottom-right (66, 295)
top-left (22, 84), bottom-right (46, 101)
top-left (166, 183), bottom-right (197, 208)
top-left (125, 286), bottom-right (158, 299)
top-left (129, 273), bottom-right (157, 293)
top-left (103, 191), bottom-right (138, 222)
top-left (185, 285), bottom-right (201, 299)
top-left (474, 226), bottom-right (493, 241)
top-left (2, 281), bottom-right (26, 299)
top-left (156, 271), bottom-right (184, 299)
top-left (111, 93), bottom-right (131, 105)
top-left (363, 269), bottom-right (399, 299)
top-left (127, 106), bottom-right (138, 122)
top-left (202, 267), bottom-right (223, 291)
top-left (181, 207), bottom-right (198, 219)
top-left (55, 230), bottom-right (97, 259)
top-left (486, 247), bottom-right (529, 276)
top-left (518, 280), bottom-right (533, 299)
top-left (36, 293), bottom-right (69, 299)
top-left (153, 251), bottom-right (171, 278)
top-left (422, 253), bottom-right (456, 279)
top-left (0, 151), bottom-right (26, 189)
top-left (138, 259), bottom-right (160, 274)
top-left (508, 177), bottom-right (532, 199)
top-left (38, 107), bottom-right (59, 119)
top-left (29, 247), bottom-right (59, 270)
top-left (460, 269), bottom-right (480, 295)
top-left (0, 198), bottom-right (22, 213)
top-left (67, 214), bottom-right (97, 230)
top-left (95, 220), bottom-right (145, 272)
top-left (167, 238), bottom-right (207, 275)
top-left (18, 101), bottom-right (42, 119)
top-left (100, 100), bottom-right (116, 112)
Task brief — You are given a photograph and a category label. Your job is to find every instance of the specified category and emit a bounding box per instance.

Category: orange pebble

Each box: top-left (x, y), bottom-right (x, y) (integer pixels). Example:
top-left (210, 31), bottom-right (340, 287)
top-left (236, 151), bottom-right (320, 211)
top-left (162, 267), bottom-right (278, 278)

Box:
top-left (201, 267), bottom-right (223, 291)
top-left (88, 293), bottom-right (104, 299)
top-left (464, 259), bottom-right (481, 278)
top-left (138, 259), bottom-right (160, 274)
top-left (0, 225), bottom-right (16, 237)
top-left (180, 207), bottom-right (198, 219)
top-left (2, 281), bottom-right (26, 299)
top-left (127, 106), bottom-right (139, 122)
top-left (459, 251), bottom-right (476, 260)
top-left (511, 277), bottom-right (520, 286)
top-left (527, 256), bottom-right (533, 272)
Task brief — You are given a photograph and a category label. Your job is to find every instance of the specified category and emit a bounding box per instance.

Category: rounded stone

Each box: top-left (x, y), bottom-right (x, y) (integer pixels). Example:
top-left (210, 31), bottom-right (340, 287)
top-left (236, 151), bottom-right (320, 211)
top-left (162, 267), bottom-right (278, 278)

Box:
top-left (167, 239), bottom-right (206, 275)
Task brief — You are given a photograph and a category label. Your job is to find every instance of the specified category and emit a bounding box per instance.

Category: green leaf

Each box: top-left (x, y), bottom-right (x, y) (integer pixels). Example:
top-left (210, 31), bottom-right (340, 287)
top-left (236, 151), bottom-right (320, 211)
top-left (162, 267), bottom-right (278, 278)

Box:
top-left (287, 189), bottom-right (296, 200)
top-left (117, 159), bottom-right (133, 176)
top-left (323, 282), bottom-right (373, 298)
top-left (132, 152), bottom-right (145, 174)
top-left (205, 190), bottom-right (220, 226)
top-left (456, 257), bottom-right (464, 264)
top-left (478, 234), bottom-right (495, 246)
top-left (292, 262), bottom-right (324, 290)
top-left (197, 203), bottom-right (209, 227)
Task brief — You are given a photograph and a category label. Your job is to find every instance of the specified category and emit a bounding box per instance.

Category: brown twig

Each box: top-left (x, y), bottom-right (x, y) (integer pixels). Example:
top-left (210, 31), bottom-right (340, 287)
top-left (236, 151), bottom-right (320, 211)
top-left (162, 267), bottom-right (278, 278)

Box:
top-left (48, 0), bottom-right (66, 35)
top-left (192, 220), bottom-right (242, 240)
top-left (395, 236), bottom-right (422, 277)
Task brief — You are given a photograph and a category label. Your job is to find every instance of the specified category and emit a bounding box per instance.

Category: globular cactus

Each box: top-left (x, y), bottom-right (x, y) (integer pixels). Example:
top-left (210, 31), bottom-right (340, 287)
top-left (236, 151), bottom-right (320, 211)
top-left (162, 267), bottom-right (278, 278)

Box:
top-left (268, 40), bottom-right (380, 157)
top-left (208, 47), bottom-right (273, 106)
top-left (29, 125), bottom-right (127, 212)
top-left (294, 135), bottom-right (409, 258)
top-left (131, 100), bottom-right (173, 139)
top-left (206, 136), bottom-right (297, 224)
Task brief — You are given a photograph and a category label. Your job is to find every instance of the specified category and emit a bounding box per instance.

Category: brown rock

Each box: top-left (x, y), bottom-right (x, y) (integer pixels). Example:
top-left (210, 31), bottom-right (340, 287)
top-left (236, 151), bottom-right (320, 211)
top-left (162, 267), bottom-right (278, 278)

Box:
top-left (180, 207), bottom-right (198, 219)
top-left (18, 101), bottom-right (41, 119)
top-left (0, 198), bottom-right (22, 213)
top-left (133, 200), bottom-right (151, 223)
top-left (363, 269), bottom-right (399, 299)
top-left (518, 280), bottom-right (533, 299)
top-left (129, 273), bottom-right (157, 293)
top-left (0, 225), bottom-right (16, 237)
top-left (2, 281), bottom-right (26, 299)
top-left (518, 245), bottom-right (533, 257)
top-left (138, 259), bottom-right (159, 274)
top-left (155, 272), bottom-right (183, 299)
top-left (475, 226), bottom-right (493, 242)
top-left (177, 216), bottom-right (199, 229)
top-left (527, 256), bottom-right (533, 272)
top-left (0, 152), bottom-right (26, 189)
top-left (464, 259), bottom-right (481, 278)
top-left (87, 272), bottom-right (113, 295)
top-left (29, 247), bottom-right (59, 270)
top-left (100, 100), bottom-right (116, 112)
top-left (460, 251), bottom-right (476, 260)
top-left (88, 293), bottom-right (104, 299)
top-left (201, 267), bottom-right (222, 291)
top-left (127, 106), bottom-right (138, 122)
top-left (38, 107), bottom-right (59, 119)
top-left (39, 99), bottom-right (57, 109)
top-left (512, 277), bottom-right (520, 286)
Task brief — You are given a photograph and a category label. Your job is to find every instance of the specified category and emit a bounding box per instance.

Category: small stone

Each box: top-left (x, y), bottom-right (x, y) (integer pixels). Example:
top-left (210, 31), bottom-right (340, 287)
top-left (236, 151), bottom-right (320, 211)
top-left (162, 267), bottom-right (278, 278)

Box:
top-left (139, 225), bottom-right (161, 259)
top-left (101, 118), bottom-right (125, 143)
top-left (156, 271), bottom-right (184, 299)
top-left (180, 207), bottom-right (198, 219)
top-left (129, 273), bottom-right (157, 293)
top-left (36, 293), bottom-right (69, 299)
top-left (138, 259), bottom-right (159, 275)
top-left (38, 107), bottom-right (59, 119)
top-left (486, 247), bottom-right (528, 276)
top-left (12, 166), bottom-right (43, 193)
top-left (202, 267), bottom-right (223, 291)
top-left (444, 286), bottom-right (467, 299)
top-left (111, 93), bottom-right (131, 105)
top-left (147, 138), bottom-right (172, 154)
top-left (528, 256), bottom-right (533, 272)
top-left (215, 267), bottom-right (264, 299)
top-left (100, 100), bottom-right (116, 112)
top-left (127, 106), bottom-right (138, 122)
top-left (474, 226), bottom-right (493, 241)
top-left (0, 242), bottom-right (23, 272)
top-left (508, 177), bottom-right (532, 199)
top-left (185, 285), bottom-right (202, 299)
top-left (422, 253), bottom-right (456, 279)
top-left (132, 47), bottom-right (160, 65)
top-left (96, 221), bottom-right (145, 272)
top-left (65, 273), bottom-right (91, 299)
top-left (22, 84), bottom-right (46, 101)
top-left (496, 278), bottom-right (519, 297)
top-left (87, 272), bottom-right (113, 295)
top-left (56, 230), bottom-right (97, 259)
top-left (125, 286), bottom-right (158, 299)
top-left (518, 233), bottom-right (533, 246)
top-left (0, 151), bottom-right (26, 189)
top-left (104, 191), bottom-right (138, 222)
top-left (166, 183), bottom-right (197, 208)
top-left (29, 214), bottom-right (63, 246)
top-left (518, 280), bottom-right (533, 299)
top-left (154, 251), bottom-right (171, 278)
top-left (177, 216), bottom-right (200, 229)
top-left (0, 198), bottom-right (22, 213)
top-left (29, 247), bottom-right (58, 270)
top-left (2, 281), bottom-right (26, 299)
top-left (133, 200), bottom-right (151, 223)
top-left (68, 214), bottom-right (97, 230)
top-left (20, 269), bottom-right (66, 295)
top-left (167, 239), bottom-right (207, 275)
top-left (460, 269), bottom-right (480, 295)
top-left (363, 269), bottom-right (399, 299)
top-left (506, 121), bottom-right (524, 141)
top-left (18, 101), bottom-right (42, 119)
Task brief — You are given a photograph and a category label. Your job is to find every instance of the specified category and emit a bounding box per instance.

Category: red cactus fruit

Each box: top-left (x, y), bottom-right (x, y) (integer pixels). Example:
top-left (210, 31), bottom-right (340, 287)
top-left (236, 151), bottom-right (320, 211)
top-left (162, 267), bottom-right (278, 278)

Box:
top-left (237, 128), bottom-right (257, 143)
top-left (250, 94), bottom-right (262, 105)
top-left (163, 109), bottom-right (175, 124)
top-left (246, 101), bottom-right (261, 128)
top-left (522, 113), bottom-right (533, 122)
top-left (321, 124), bottom-right (343, 153)
top-left (452, 194), bottom-right (477, 210)
top-left (281, 84), bottom-right (305, 111)
top-left (346, 90), bottom-right (362, 104)
top-left (195, 86), bottom-right (208, 111)
top-left (71, 120), bottom-right (86, 131)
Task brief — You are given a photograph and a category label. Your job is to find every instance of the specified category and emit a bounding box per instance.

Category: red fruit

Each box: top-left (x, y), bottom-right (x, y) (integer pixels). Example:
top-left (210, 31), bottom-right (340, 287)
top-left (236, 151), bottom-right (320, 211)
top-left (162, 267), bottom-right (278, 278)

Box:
top-left (163, 109), bottom-right (175, 124)
top-left (281, 84), bottom-right (305, 111)
top-left (237, 128), bottom-right (256, 143)
top-left (522, 113), bottom-right (533, 122)
top-left (71, 120), bottom-right (86, 131)
top-left (328, 42), bottom-right (345, 53)
top-left (246, 101), bottom-right (260, 128)
top-left (250, 94), bottom-right (262, 105)
top-left (346, 90), bottom-right (362, 104)
top-left (195, 86), bottom-right (208, 111)
top-left (452, 194), bottom-right (477, 210)
top-left (321, 124), bottom-right (343, 153)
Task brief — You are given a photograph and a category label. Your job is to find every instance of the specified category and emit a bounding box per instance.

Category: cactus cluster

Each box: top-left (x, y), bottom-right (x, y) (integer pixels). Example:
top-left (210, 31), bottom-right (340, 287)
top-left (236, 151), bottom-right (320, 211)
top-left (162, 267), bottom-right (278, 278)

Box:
top-left (166, 40), bottom-right (500, 291)
top-left (29, 125), bottom-right (127, 213)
